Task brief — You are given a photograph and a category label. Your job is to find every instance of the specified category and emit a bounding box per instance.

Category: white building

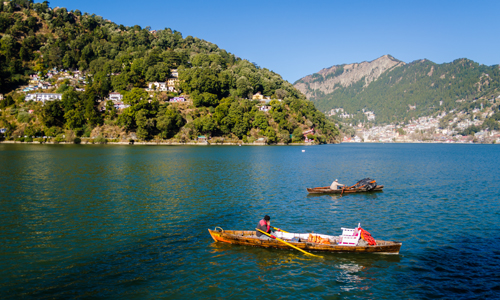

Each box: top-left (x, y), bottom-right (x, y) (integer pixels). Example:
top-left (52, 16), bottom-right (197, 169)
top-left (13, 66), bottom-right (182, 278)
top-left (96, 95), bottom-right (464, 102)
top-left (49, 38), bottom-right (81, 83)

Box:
top-left (113, 102), bottom-right (130, 110)
top-left (167, 78), bottom-right (179, 92)
top-left (25, 93), bottom-right (62, 103)
top-left (108, 92), bottom-right (123, 102)
top-left (364, 111), bottom-right (376, 121)
top-left (148, 82), bottom-right (168, 91)
top-left (169, 97), bottom-right (185, 103)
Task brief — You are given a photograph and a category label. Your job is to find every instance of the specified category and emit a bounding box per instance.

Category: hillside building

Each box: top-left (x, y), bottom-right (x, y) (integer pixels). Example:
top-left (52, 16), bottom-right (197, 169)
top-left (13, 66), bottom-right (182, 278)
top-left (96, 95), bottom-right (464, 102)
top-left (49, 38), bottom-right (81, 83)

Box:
top-left (169, 97), bottom-right (185, 103)
top-left (166, 78), bottom-right (179, 92)
top-left (25, 93), bottom-right (62, 103)
top-left (252, 92), bottom-right (264, 100)
top-left (108, 92), bottom-right (123, 102)
top-left (148, 82), bottom-right (168, 91)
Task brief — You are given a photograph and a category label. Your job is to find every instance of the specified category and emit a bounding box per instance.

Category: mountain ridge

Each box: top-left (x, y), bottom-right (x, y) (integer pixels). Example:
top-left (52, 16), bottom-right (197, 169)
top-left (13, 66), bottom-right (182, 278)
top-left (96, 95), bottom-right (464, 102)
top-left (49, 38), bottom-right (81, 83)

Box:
top-left (294, 55), bottom-right (500, 124)
top-left (294, 55), bottom-right (404, 98)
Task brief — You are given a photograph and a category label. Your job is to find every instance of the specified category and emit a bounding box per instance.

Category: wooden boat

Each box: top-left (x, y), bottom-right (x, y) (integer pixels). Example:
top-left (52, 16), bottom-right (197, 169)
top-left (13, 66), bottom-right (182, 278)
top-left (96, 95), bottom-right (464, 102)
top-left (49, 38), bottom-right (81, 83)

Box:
top-left (208, 228), bottom-right (402, 254)
top-left (307, 185), bottom-right (384, 194)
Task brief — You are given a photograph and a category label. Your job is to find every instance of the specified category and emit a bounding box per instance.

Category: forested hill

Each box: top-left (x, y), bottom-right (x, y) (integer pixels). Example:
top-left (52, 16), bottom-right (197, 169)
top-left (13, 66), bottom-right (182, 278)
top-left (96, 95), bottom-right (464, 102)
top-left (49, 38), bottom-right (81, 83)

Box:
top-left (0, 0), bottom-right (339, 144)
top-left (294, 55), bottom-right (500, 124)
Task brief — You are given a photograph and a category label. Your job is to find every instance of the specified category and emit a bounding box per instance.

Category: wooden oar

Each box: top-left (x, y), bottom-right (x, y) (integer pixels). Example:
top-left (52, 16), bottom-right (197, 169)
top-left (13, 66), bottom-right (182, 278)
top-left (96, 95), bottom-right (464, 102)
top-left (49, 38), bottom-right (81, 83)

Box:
top-left (256, 228), bottom-right (322, 258)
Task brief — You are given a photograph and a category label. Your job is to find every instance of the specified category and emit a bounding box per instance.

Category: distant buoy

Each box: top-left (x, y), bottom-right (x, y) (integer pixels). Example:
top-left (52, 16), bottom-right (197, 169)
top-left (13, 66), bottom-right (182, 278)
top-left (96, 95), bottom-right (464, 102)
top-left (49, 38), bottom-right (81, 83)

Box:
top-left (302, 150), bottom-right (305, 152)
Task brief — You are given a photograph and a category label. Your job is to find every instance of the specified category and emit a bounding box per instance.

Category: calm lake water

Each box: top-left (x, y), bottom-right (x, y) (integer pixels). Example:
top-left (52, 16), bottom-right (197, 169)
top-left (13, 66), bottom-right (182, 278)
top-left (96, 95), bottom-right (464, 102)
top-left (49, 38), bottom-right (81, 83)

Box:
top-left (0, 143), bottom-right (499, 299)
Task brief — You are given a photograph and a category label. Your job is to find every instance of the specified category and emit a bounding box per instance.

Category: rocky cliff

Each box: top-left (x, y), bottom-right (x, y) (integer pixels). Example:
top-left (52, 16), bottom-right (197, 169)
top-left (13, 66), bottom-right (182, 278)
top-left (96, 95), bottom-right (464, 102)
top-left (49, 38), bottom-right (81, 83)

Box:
top-left (294, 55), bottom-right (404, 98)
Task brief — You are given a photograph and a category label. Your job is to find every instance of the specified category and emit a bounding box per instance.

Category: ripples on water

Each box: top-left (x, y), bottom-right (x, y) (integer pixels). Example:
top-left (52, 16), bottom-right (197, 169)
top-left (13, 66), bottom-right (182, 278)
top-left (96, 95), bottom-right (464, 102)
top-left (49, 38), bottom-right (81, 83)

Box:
top-left (0, 144), bottom-right (499, 299)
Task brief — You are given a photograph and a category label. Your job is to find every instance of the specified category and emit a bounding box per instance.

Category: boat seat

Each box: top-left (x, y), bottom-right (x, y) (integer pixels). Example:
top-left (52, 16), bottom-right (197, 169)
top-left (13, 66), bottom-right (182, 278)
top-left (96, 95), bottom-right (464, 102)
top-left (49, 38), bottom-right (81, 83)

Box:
top-left (339, 223), bottom-right (361, 246)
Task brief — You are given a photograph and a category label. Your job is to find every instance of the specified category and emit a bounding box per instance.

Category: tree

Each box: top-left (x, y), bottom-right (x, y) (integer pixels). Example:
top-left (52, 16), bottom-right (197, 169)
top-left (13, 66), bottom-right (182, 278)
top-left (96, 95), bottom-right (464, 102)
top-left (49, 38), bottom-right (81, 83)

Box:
top-left (264, 127), bottom-right (277, 144)
top-left (192, 92), bottom-right (219, 107)
top-left (82, 90), bottom-right (103, 127)
top-left (1, 35), bottom-right (16, 59)
top-left (64, 108), bottom-right (85, 130)
top-left (156, 106), bottom-right (184, 138)
top-left (62, 90), bottom-right (82, 111)
top-left (123, 88), bottom-right (148, 105)
top-left (192, 114), bottom-right (215, 135)
top-left (135, 109), bottom-right (154, 140)
top-left (292, 127), bottom-right (304, 142)
top-left (41, 101), bottom-right (64, 127)
top-left (252, 111), bottom-right (268, 130)
top-left (117, 107), bottom-right (135, 131)
top-left (0, 95), bottom-right (15, 108)
top-left (275, 89), bottom-right (288, 99)
top-left (236, 76), bottom-right (253, 98)
top-left (279, 130), bottom-right (291, 143)
top-left (105, 100), bottom-right (117, 119)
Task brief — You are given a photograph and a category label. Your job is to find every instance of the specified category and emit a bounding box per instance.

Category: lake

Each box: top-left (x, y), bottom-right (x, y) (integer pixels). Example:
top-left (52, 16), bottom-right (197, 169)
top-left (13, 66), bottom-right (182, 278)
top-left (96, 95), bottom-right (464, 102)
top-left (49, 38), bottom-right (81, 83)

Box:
top-left (0, 143), bottom-right (499, 299)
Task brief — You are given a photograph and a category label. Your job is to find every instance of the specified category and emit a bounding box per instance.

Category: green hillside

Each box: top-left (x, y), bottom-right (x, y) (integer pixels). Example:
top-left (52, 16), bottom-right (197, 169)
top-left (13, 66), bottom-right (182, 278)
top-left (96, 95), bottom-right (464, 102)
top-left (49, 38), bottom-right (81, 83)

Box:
top-left (0, 0), bottom-right (338, 144)
top-left (301, 58), bottom-right (500, 124)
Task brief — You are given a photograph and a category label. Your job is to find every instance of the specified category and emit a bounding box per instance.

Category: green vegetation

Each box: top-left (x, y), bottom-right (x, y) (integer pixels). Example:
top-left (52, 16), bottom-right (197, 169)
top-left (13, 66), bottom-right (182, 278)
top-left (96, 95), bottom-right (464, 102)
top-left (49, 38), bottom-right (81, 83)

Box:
top-left (0, 0), bottom-right (339, 144)
top-left (303, 58), bottom-right (500, 125)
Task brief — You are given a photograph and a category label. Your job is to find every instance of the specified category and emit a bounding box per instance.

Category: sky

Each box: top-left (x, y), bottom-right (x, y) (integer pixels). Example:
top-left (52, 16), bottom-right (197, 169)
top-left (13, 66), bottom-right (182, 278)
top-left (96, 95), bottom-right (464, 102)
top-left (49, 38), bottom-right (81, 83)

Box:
top-left (40, 0), bottom-right (500, 83)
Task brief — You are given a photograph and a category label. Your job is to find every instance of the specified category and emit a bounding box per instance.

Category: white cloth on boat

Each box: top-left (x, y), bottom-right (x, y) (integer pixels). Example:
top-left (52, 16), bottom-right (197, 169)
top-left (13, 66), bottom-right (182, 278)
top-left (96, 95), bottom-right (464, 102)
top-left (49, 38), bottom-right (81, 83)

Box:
top-left (273, 231), bottom-right (337, 241)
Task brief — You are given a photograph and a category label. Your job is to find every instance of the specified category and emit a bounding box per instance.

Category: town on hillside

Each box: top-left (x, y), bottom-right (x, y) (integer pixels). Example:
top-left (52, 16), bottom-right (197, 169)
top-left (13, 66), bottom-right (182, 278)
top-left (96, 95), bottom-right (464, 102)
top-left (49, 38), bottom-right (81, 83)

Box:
top-left (18, 67), bottom-right (184, 109)
top-left (13, 68), bottom-right (287, 110)
top-left (0, 68), bottom-right (322, 144)
top-left (329, 96), bottom-right (500, 144)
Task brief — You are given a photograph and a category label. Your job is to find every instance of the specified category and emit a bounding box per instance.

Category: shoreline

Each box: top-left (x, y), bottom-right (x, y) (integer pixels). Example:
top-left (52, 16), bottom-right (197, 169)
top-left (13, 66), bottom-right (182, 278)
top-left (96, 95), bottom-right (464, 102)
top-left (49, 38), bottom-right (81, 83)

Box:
top-left (0, 140), bottom-right (494, 145)
top-left (0, 140), bottom-right (319, 146)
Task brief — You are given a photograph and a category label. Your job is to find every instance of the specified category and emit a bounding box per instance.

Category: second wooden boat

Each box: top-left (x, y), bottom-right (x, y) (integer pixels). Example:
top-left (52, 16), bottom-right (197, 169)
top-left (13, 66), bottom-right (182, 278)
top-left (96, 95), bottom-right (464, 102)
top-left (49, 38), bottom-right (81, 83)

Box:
top-left (307, 185), bottom-right (384, 194)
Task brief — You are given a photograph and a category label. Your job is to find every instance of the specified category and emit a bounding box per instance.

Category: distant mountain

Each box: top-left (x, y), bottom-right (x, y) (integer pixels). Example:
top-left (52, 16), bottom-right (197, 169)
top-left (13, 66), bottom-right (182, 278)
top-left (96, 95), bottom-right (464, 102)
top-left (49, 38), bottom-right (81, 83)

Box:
top-left (294, 55), bottom-right (500, 124)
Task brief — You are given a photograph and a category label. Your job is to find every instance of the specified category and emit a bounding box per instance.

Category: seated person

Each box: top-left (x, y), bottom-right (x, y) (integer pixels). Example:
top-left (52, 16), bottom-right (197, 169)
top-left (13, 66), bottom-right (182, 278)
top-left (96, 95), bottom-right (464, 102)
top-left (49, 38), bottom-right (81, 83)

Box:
top-left (256, 215), bottom-right (272, 240)
top-left (330, 179), bottom-right (345, 190)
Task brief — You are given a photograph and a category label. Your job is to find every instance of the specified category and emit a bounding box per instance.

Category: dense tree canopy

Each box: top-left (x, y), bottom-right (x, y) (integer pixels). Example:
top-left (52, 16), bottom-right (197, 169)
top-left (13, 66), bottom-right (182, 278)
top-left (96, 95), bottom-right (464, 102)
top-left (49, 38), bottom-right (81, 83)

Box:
top-left (0, 0), bottom-right (339, 143)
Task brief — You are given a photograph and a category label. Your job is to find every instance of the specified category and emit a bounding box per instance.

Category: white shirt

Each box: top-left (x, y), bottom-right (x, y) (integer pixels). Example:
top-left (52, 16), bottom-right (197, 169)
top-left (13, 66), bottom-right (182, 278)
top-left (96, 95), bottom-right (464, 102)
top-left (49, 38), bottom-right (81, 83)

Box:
top-left (330, 181), bottom-right (344, 189)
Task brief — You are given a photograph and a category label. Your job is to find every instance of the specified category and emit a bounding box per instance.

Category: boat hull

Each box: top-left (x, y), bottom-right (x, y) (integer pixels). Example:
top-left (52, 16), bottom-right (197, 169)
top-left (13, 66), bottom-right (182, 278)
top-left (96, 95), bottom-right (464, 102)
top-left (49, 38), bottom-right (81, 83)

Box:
top-left (307, 185), bottom-right (384, 194)
top-left (208, 229), bottom-right (401, 254)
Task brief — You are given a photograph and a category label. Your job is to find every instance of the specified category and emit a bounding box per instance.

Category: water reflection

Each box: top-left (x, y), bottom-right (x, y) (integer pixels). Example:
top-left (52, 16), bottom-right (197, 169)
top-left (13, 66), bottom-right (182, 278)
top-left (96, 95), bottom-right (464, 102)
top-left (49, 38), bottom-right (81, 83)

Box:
top-left (208, 240), bottom-right (402, 295)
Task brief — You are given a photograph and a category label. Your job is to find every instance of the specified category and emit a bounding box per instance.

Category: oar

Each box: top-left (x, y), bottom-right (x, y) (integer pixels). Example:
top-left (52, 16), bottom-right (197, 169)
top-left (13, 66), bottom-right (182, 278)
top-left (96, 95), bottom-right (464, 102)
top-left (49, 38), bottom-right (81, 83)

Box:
top-left (256, 228), bottom-right (322, 258)
top-left (271, 226), bottom-right (288, 233)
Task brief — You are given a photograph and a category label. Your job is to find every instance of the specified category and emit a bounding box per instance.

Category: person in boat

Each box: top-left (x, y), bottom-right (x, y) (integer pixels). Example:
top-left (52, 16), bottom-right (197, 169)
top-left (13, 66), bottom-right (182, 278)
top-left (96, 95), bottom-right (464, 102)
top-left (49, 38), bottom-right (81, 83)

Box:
top-left (256, 215), bottom-right (272, 240)
top-left (330, 179), bottom-right (345, 190)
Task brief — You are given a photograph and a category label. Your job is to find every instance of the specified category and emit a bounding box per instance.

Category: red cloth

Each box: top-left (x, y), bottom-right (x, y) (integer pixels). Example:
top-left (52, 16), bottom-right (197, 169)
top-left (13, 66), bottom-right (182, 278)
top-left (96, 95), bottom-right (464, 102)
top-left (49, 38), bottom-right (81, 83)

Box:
top-left (359, 228), bottom-right (377, 246)
top-left (259, 219), bottom-right (270, 233)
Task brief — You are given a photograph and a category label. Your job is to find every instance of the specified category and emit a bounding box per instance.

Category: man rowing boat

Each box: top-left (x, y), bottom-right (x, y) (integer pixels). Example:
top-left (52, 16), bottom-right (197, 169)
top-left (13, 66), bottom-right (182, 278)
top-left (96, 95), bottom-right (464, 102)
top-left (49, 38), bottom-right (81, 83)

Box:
top-left (256, 215), bottom-right (272, 240)
top-left (330, 179), bottom-right (345, 190)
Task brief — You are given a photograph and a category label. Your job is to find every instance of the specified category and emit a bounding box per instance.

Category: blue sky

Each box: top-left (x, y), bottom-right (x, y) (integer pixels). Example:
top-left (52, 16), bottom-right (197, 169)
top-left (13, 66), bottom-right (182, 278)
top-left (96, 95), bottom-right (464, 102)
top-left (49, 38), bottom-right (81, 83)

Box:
top-left (41, 0), bottom-right (500, 83)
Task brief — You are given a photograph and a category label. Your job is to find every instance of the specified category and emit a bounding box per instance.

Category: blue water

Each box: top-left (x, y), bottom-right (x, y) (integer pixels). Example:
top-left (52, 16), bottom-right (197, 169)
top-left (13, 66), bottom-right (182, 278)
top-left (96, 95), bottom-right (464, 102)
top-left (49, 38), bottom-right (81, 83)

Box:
top-left (0, 144), bottom-right (499, 299)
